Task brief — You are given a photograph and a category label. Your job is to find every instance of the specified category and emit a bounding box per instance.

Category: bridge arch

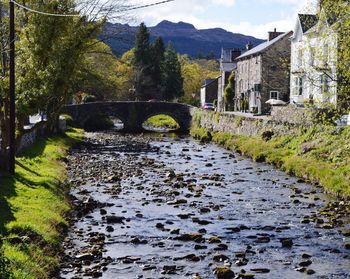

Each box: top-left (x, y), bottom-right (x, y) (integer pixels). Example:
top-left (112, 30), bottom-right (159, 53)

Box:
top-left (141, 111), bottom-right (186, 132)
top-left (63, 101), bottom-right (195, 133)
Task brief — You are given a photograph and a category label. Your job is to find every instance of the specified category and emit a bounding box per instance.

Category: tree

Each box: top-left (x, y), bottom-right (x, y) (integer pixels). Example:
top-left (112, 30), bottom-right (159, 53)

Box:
top-left (0, 0), bottom-right (133, 171)
top-left (178, 54), bottom-right (219, 106)
top-left (206, 51), bottom-right (216, 60)
top-left (298, 0), bottom-right (349, 120)
top-left (321, 0), bottom-right (350, 114)
top-left (75, 41), bottom-right (121, 102)
top-left (224, 72), bottom-right (235, 111)
top-left (162, 42), bottom-right (184, 101)
top-left (133, 23), bottom-right (157, 100)
top-left (151, 36), bottom-right (165, 97)
top-left (115, 49), bottom-right (135, 100)
top-left (16, 0), bottom-right (100, 132)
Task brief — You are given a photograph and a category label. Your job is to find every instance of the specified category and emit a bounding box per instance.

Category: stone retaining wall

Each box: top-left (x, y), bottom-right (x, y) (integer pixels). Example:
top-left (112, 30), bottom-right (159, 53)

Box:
top-left (18, 122), bottom-right (47, 153)
top-left (192, 110), bottom-right (302, 137)
top-left (17, 118), bottom-right (67, 153)
top-left (271, 105), bottom-right (309, 126)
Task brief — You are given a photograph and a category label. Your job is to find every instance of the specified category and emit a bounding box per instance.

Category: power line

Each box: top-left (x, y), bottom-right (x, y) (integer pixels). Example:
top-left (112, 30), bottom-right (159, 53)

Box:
top-left (10, 0), bottom-right (175, 17)
top-left (122, 0), bottom-right (175, 11)
top-left (11, 0), bottom-right (80, 17)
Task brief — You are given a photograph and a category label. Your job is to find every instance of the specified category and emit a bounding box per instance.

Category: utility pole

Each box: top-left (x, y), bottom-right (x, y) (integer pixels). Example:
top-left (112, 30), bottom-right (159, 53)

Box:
top-left (9, 0), bottom-right (15, 174)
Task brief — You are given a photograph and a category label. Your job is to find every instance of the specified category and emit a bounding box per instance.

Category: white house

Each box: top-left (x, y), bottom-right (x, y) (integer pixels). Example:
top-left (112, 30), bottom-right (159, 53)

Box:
top-left (290, 12), bottom-right (338, 107)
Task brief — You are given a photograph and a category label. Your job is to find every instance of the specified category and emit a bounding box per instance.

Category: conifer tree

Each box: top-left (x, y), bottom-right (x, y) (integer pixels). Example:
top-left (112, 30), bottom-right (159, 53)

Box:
top-left (134, 23), bottom-right (155, 100)
top-left (151, 36), bottom-right (165, 98)
top-left (162, 42), bottom-right (184, 101)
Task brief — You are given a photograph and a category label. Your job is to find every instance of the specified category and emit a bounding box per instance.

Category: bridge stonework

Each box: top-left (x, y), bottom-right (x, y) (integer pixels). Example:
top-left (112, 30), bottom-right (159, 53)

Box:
top-left (63, 101), bottom-right (197, 133)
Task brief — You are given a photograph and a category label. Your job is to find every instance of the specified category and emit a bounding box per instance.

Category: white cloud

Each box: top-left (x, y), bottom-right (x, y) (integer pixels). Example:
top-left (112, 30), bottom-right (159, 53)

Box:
top-left (211, 0), bottom-right (236, 7)
top-left (130, 0), bottom-right (319, 38)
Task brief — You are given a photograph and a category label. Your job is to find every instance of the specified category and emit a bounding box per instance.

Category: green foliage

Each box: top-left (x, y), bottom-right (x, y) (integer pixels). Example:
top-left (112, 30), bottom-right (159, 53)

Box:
top-left (114, 49), bottom-right (136, 100)
top-left (320, 0), bottom-right (350, 112)
top-left (76, 41), bottom-right (124, 101)
top-left (0, 247), bottom-right (12, 279)
top-left (152, 37), bottom-right (165, 86)
top-left (144, 114), bottom-right (179, 130)
top-left (162, 42), bottom-right (184, 101)
top-left (134, 23), bottom-right (152, 67)
top-left (134, 23), bottom-right (155, 100)
top-left (179, 55), bottom-right (219, 106)
top-left (14, 1), bottom-right (103, 133)
top-left (224, 72), bottom-right (235, 111)
top-left (0, 128), bottom-right (83, 278)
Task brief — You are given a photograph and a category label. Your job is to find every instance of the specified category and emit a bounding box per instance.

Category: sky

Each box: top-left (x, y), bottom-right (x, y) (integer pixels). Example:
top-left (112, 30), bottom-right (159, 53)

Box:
top-left (130, 0), bottom-right (319, 39)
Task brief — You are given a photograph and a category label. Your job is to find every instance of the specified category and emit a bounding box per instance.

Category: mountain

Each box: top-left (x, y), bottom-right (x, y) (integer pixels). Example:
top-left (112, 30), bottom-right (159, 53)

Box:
top-left (102, 20), bottom-right (264, 58)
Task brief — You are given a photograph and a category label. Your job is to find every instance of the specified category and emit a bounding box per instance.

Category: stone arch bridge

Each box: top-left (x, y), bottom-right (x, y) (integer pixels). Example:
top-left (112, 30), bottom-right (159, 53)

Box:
top-left (63, 101), bottom-right (197, 133)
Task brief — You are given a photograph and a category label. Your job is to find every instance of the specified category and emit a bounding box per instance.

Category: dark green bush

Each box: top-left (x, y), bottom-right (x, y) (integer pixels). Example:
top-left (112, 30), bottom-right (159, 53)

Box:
top-left (0, 247), bottom-right (12, 279)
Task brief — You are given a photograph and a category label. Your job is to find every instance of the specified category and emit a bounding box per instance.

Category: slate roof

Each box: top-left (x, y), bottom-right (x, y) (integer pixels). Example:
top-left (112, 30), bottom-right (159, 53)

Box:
top-left (235, 31), bottom-right (292, 60)
top-left (298, 14), bottom-right (318, 33)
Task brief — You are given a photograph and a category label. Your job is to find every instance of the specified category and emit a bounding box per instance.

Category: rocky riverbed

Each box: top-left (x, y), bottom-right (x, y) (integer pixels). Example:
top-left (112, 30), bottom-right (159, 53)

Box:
top-left (59, 131), bottom-right (350, 279)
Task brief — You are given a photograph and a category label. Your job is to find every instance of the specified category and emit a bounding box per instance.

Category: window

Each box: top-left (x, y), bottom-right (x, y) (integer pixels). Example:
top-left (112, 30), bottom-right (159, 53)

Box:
top-left (320, 74), bottom-right (329, 94)
top-left (293, 77), bottom-right (303, 96)
top-left (270, 91), bottom-right (279, 100)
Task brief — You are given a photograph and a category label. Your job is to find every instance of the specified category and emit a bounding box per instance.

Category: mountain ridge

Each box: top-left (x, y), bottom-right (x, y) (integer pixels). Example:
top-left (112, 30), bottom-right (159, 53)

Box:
top-left (103, 20), bottom-right (265, 58)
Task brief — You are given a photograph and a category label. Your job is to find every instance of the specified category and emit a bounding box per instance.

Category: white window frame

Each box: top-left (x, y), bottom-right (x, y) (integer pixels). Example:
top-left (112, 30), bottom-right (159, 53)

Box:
top-left (293, 76), bottom-right (303, 96)
top-left (270, 91), bottom-right (280, 100)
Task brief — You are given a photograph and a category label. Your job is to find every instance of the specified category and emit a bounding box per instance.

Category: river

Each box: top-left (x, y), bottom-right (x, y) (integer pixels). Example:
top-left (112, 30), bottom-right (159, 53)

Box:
top-left (59, 130), bottom-right (350, 279)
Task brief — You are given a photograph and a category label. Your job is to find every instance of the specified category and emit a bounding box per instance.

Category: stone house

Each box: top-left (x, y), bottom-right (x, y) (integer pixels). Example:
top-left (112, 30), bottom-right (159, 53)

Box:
top-left (200, 77), bottom-right (221, 107)
top-left (217, 48), bottom-right (241, 112)
top-left (235, 29), bottom-right (293, 114)
top-left (290, 12), bottom-right (338, 106)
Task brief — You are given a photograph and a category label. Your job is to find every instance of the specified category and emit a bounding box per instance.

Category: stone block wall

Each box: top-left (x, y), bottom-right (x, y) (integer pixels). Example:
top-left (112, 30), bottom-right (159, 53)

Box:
top-left (192, 110), bottom-right (301, 137)
top-left (18, 122), bottom-right (47, 153)
top-left (271, 105), bottom-right (309, 126)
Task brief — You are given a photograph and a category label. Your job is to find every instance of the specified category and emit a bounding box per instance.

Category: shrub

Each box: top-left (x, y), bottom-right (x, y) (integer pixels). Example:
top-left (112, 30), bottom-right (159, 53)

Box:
top-left (261, 130), bottom-right (274, 141)
top-left (0, 247), bottom-right (12, 279)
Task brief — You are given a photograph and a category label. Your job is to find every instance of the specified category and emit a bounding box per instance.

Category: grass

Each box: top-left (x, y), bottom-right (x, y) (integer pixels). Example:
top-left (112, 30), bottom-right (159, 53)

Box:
top-left (191, 125), bottom-right (350, 197)
top-left (0, 128), bottom-right (84, 279)
top-left (144, 114), bottom-right (180, 130)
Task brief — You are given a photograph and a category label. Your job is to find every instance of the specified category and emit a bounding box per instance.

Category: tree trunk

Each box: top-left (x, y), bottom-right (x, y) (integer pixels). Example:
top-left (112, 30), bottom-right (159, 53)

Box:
top-left (0, 99), bottom-right (11, 172)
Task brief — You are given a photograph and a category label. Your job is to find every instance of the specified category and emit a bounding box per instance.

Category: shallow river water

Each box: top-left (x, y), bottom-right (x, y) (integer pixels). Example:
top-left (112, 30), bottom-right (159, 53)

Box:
top-left (59, 131), bottom-right (350, 279)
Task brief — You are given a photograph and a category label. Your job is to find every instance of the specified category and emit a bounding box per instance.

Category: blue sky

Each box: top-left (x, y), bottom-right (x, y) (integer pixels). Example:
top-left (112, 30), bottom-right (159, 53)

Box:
top-left (132, 0), bottom-right (318, 39)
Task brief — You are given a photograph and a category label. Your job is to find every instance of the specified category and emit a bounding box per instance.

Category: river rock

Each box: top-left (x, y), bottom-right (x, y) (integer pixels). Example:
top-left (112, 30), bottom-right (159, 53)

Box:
top-left (280, 238), bottom-right (293, 248)
top-left (213, 266), bottom-right (235, 279)
top-left (106, 216), bottom-right (125, 224)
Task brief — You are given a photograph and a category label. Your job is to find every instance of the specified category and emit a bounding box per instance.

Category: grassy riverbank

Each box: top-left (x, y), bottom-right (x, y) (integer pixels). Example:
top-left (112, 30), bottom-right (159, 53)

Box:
top-left (0, 128), bottom-right (83, 278)
top-left (191, 125), bottom-right (350, 197)
top-left (145, 114), bottom-right (180, 130)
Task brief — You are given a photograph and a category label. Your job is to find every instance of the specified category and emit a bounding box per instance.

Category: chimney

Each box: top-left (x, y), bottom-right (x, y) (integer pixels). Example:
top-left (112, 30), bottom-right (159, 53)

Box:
top-left (268, 28), bottom-right (284, 41)
top-left (231, 48), bottom-right (241, 61)
top-left (246, 42), bottom-right (253, 51)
